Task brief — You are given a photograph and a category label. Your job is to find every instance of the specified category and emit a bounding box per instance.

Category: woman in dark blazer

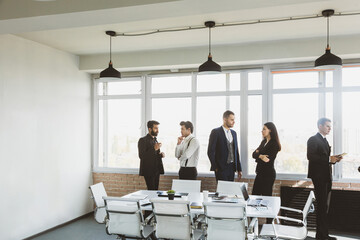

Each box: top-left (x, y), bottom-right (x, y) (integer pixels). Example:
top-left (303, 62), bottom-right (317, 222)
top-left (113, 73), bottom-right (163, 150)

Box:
top-left (252, 122), bottom-right (281, 197)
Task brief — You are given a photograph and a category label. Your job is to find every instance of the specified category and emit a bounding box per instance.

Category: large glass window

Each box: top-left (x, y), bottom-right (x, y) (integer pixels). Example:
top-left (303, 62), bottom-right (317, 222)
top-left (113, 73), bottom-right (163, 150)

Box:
top-left (96, 78), bottom-right (143, 169)
top-left (197, 96), bottom-right (226, 173)
top-left (247, 95), bottom-right (262, 175)
top-left (152, 75), bottom-right (192, 93)
top-left (342, 92), bottom-right (360, 179)
top-left (273, 93), bottom-right (319, 174)
top-left (152, 97), bottom-right (191, 172)
top-left (273, 71), bottom-right (319, 89)
top-left (197, 74), bottom-right (226, 92)
top-left (94, 65), bottom-right (360, 182)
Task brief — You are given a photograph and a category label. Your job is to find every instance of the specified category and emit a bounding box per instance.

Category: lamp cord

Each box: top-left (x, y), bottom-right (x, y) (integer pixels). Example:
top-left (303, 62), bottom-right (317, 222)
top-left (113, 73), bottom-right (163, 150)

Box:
top-left (109, 36), bottom-right (112, 63)
top-left (209, 26), bottom-right (211, 56)
top-left (327, 16), bottom-right (330, 49)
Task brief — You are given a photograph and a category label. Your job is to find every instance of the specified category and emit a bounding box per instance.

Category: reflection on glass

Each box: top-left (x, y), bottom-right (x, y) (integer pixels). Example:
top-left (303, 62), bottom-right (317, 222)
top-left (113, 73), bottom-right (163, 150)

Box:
top-left (248, 72), bottom-right (262, 90)
top-left (197, 96), bottom-right (226, 173)
top-left (107, 81), bottom-right (141, 95)
top-left (107, 99), bottom-right (142, 168)
top-left (342, 67), bottom-right (360, 87)
top-left (248, 95), bottom-right (262, 175)
top-left (152, 76), bottom-right (192, 93)
top-left (342, 92), bottom-right (360, 179)
top-left (152, 98), bottom-right (191, 172)
top-left (273, 93), bottom-right (319, 174)
top-left (273, 71), bottom-right (319, 89)
top-left (230, 73), bottom-right (241, 91)
top-left (197, 74), bottom-right (226, 92)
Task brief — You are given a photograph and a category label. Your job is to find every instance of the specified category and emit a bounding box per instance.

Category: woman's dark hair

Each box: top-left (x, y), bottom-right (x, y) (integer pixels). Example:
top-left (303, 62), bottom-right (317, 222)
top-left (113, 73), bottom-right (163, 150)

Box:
top-left (264, 122), bottom-right (281, 151)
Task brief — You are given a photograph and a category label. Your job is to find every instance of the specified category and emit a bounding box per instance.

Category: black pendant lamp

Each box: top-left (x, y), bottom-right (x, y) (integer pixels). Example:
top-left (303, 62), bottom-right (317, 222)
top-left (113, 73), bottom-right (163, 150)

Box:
top-left (100, 31), bottom-right (121, 78)
top-left (315, 9), bottom-right (342, 69)
top-left (198, 21), bottom-right (221, 74)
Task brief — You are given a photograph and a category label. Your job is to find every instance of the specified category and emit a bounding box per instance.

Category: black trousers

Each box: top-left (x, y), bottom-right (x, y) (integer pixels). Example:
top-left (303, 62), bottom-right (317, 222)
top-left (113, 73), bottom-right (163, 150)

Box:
top-left (215, 162), bottom-right (235, 181)
top-left (312, 177), bottom-right (332, 239)
top-left (252, 169), bottom-right (276, 224)
top-left (252, 170), bottom-right (276, 196)
top-left (179, 167), bottom-right (197, 180)
top-left (144, 173), bottom-right (160, 190)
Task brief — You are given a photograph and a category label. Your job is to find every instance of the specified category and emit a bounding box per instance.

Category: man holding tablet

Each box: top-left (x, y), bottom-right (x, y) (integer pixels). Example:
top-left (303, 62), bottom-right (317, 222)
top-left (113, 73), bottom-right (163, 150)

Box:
top-left (307, 118), bottom-right (343, 240)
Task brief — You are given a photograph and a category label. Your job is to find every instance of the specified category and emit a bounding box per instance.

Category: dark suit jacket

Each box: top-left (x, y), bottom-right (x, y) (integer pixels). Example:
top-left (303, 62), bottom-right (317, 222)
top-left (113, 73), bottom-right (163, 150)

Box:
top-left (307, 132), bottom-right (333, 180)
top-left (252, 139), bottom-right (280, 174)
top-left (207, 126), bottom-right (242, 172)
top-left (138, 134), bottom-right (164, 177)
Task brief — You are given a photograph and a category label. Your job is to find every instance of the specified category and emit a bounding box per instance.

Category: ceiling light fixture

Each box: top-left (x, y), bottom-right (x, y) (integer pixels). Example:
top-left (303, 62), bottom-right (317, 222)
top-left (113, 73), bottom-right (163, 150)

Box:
top-left (100, 31), bottom-right (121, 79)
top-left (198, 21), bottom-right (221, 74)
top-left (315, 9), bottom-right (342, 69)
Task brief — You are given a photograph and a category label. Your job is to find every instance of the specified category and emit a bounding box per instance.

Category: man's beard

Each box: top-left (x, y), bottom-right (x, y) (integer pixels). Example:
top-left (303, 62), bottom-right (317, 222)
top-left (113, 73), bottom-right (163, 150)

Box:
top-left (150, 129), bottom-right (158, 136)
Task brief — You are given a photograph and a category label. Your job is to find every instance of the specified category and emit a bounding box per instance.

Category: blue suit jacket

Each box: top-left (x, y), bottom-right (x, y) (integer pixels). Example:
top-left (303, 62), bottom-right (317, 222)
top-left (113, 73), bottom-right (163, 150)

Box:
top-left (207, 126), bottom-right (242, 172)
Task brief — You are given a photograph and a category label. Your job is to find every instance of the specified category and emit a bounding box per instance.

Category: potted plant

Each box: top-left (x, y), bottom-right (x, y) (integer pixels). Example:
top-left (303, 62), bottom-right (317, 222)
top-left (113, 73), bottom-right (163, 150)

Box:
top-left (167, 190), bottom-right (175, 200)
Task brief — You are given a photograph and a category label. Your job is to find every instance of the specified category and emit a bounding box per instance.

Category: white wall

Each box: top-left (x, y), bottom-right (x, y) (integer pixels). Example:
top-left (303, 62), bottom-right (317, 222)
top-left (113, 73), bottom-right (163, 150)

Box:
top-left (0, 34), bottom-right (92, 240)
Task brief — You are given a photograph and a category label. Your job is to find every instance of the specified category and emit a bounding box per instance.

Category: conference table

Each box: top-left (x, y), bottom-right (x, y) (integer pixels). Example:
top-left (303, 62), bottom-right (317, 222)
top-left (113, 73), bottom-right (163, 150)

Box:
top-left (122, 190), bottom-right (281, 219)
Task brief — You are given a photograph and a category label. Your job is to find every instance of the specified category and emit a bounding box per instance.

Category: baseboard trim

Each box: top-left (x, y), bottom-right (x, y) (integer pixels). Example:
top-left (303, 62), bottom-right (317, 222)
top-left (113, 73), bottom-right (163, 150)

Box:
top-left (24, 211), bottom-right (94, 240)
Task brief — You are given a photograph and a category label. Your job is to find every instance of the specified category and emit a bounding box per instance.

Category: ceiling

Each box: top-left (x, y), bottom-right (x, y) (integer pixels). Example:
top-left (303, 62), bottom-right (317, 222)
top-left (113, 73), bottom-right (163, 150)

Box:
top-left (1, 0), bottom-right (360, 58)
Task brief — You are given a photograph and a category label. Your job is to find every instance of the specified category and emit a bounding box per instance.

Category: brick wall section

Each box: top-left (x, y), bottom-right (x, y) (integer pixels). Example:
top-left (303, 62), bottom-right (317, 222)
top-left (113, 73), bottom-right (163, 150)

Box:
top-left (92, 172), bottom-right (360, 198)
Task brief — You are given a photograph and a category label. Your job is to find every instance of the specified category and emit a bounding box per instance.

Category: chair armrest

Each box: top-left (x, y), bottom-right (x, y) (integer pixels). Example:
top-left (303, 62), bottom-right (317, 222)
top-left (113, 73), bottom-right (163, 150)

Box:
top-left (144, 213), bottom-right (154, 225)
top-left (195, 215), bottom-right (205, 225)
top-left (277, 216), bottom-right (303, 224)
top-left (102, 196), bottom-right (124, 201)
top-left (280, 206), bottom-right (303, 214)
top-left (248, 217), bottom-right (258, 234)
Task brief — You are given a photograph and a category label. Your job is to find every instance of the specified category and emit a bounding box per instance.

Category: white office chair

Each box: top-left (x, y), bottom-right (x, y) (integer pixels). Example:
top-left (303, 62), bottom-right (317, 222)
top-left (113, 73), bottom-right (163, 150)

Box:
top-left (150, 198), bottom-right (202, 240)
top-left (259, 191), bottom-right (316, 240)
top-left (103, 197), bottom-right (155, 240)
top-left (89, 182), bottom-right (108, 223)
top-left (203, 201), bottom-right (248, 240)
top-left (172, 179), bottom-right (201, 193)
top-left (216, 180), bottom-right (247, 196)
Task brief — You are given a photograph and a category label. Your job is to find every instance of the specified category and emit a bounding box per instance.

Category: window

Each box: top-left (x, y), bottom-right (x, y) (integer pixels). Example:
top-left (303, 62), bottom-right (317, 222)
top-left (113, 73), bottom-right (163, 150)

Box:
top-left (197, 96), bottom-right (226, 173)
top-left (342, 67), bottom-right (360, 87)
top-left (152, 75), bottom-right (191, 93)
top-left (93, 65), bottom-right (360, 182)
top-left (95, 78), bottom-right (143, 169)
top-left (152, 97), bottom-right (191, 172)
top-left (273, 71), bottom-right (319, 89)
top-left (247, 95), bottom-right (262, 175)
top-left (106, 99), bottom-right (142, 168)
top-left (273, 93), bottom-right (319, 174)
top-left (197, 74), bottom-right (226, 92)
top-left (342, 92), bottom-right (360, 179)
top-left (248, 72), bottom-right (262, 90)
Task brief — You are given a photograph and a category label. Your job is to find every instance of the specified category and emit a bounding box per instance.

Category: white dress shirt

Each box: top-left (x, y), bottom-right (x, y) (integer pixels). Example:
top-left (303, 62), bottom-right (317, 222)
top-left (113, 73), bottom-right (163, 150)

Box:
top-left (175, 134), bottom-right (200, 167)
top-left (222, 126), bottom-right (233, 143)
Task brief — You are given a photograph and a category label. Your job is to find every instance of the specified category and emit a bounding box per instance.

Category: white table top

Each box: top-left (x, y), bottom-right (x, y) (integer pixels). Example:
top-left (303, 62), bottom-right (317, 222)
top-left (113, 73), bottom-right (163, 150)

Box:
top-left (123, 190), bottom-right (281, 218)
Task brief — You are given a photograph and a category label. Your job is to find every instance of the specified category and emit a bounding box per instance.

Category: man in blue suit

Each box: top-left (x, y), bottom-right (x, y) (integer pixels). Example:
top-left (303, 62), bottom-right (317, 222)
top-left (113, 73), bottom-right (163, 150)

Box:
top-left (208, 110), bottom-right (242, 181)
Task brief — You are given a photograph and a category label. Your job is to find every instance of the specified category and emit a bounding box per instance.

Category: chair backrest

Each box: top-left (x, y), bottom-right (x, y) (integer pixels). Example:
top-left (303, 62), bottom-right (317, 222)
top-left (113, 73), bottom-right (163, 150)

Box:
top-left (89, 182), bottom-right (107, 208)
top-left (216, 181), bottom-right (247, 196)
top-left (105, 198), bottom-right (144, 238)
top-left (203, 201), bottom-right (247, 240)
top-left (172, 179), bottom-right (201, 193)
top-left (302, 191), bottom-right (316, 223)
top-left (150, 199), bottom-right (192, 240)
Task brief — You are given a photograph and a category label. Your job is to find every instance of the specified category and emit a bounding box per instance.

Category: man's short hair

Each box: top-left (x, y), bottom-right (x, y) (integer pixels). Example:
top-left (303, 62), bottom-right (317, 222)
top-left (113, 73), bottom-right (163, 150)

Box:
top-left (223, 110), bottom-right (235, 119)
top-left (147, 120), bottom-right (160, 129)
top-left (180, 121), bottom-right (194, 133)
top-left (317, 117), bottom-right (331, 127)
